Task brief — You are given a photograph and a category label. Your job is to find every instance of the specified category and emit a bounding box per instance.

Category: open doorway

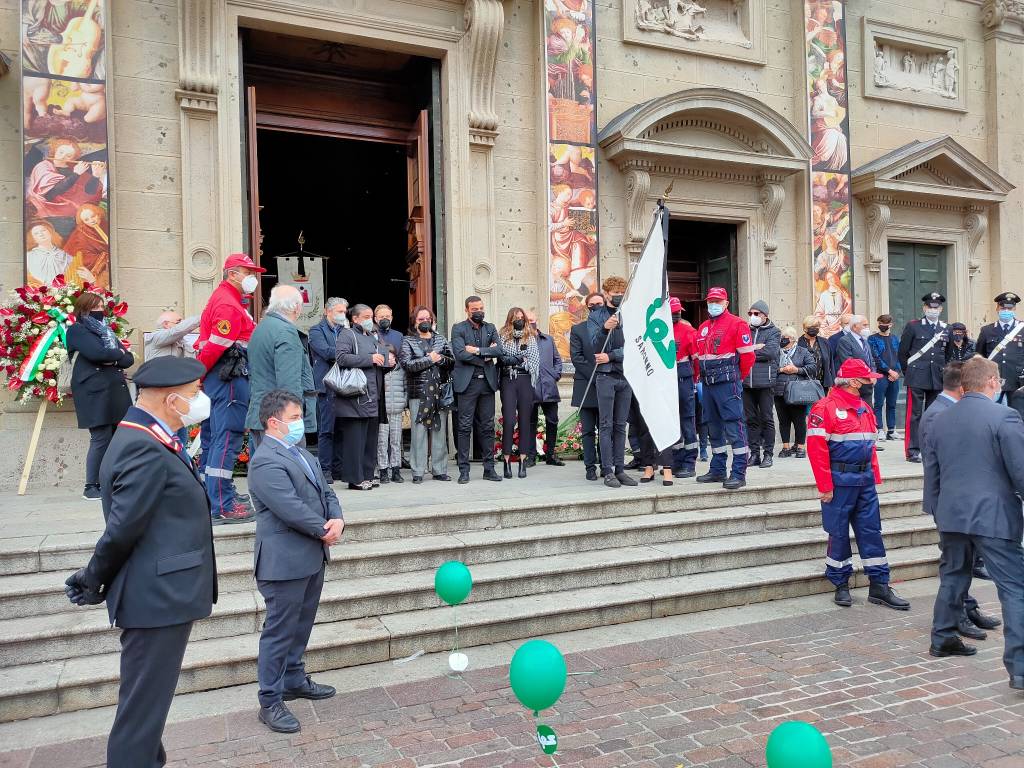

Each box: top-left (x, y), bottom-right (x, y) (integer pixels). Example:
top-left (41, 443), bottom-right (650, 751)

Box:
top-left (666, 219), bottom-right (739, 324)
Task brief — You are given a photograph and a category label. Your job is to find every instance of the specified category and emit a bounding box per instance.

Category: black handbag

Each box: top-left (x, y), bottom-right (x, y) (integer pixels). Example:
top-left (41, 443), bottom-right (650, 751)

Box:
top-left (784, 375), bottom-right (825, 405)
top-left (439, 379), bottom-right (454, 410)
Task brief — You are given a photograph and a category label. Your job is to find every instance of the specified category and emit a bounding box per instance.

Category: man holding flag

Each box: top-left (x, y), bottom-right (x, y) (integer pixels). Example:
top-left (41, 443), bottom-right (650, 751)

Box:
top-left (695, 288), bottom-right (755, 489)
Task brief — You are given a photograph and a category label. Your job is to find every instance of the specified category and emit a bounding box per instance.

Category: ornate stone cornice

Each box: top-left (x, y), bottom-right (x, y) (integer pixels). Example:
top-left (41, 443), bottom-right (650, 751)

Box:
top-left (758, 180), bottom-right (784, 262)
top-left (624, 169), bottom-right (652, 254)
top-left (465, 0), bottom-right (504, 146)
top-left (964, 207), bottom-right (988, 275)
top-left (177, 0), bottom-right (218, 111)
top-left (615, 158), bottom-right (771, 185)
top-left (643, 117), bottom-right (771, 154)
top-left (864, 198), bottom-right (893, 274)
top-left (983, 0), bottom-right (1024, 40)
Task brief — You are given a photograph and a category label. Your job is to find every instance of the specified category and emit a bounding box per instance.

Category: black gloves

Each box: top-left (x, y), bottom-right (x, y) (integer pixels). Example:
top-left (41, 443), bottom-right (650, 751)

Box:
top-left (65, 569), bottom-right (105, 606)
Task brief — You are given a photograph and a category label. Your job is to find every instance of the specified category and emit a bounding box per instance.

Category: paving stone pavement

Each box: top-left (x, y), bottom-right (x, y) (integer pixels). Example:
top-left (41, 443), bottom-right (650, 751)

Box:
top-left (4, 584), bottom-right (1023, 768)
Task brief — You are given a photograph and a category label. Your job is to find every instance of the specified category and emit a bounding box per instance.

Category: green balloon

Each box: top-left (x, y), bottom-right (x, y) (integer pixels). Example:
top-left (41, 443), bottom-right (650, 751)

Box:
top-left (766, 721), bottom-right (833, 768)
top-left (509, 640), bottom-right (567, 714)
top-left (434, 561), bottom-right (472, 606)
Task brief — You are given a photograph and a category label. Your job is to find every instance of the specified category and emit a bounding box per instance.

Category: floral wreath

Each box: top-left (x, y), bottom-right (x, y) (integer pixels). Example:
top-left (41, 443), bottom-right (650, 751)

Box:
top-left (0, 276), bottom-right (132, 405)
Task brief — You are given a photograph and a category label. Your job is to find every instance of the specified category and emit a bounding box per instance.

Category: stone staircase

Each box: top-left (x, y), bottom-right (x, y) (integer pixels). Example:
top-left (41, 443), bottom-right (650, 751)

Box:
top-left (0, 471), bottom-right (932, 724)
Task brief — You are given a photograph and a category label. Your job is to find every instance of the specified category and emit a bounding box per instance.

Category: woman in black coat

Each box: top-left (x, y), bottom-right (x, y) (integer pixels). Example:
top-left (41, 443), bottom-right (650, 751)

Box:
top-left (797, 314), bottom-right (834, 389)
top-left (65, 291), bottom-right (134, 499)
top-left (334, 303), bottom-right (393, 490)
top-left (774, 326), bottom-right (818, 459)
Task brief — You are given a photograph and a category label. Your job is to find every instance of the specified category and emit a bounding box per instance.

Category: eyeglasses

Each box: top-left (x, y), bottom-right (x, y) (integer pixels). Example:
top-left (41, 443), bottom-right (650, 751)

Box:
top-left (994, 376), bottom-right (1006, 387)
top-left (747, 311), bottom-right (763, 317)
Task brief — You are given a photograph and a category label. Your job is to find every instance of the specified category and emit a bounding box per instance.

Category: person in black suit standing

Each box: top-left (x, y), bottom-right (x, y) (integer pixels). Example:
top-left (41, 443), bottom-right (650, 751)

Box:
top-left (450, 296), bottom-right (504, 484)
top-left (248, 389), bottom-right (344, 734)
top-left (923, 356), bottom-right (1024, 690)
top-left (570, 292), bottom-right (604, 481)
top-left (833, 314), bottom-right (877, 402)
top-left (63, 357), bottom-right (217, 768)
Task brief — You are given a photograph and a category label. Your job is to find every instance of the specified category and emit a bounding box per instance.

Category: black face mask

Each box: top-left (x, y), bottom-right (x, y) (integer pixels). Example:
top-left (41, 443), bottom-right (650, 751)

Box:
top-left (671, 313), bottom-right (682, 323)
top-left (417, 321), bottom-right (432, 333)
top-left (953, 333), bottom-right (965, 342)
top-left (587, 303), bottom-right (604, 312)
top-left (609, 295), bottom-right (623, 308)
top-left (89, 310), bottom-right (105, 320)
top-left (512, 319), bottom-right (525, 331)
top-left (377, 318), bottom-right (391, 332)
top-left (470, 311), bottom-right (485, 324)
top-left (781, 338), bottom-right (792, 348)
top-left (878, 325), bottom-right (890, 333)
top-left (806, 327), bottom-right (820, 337)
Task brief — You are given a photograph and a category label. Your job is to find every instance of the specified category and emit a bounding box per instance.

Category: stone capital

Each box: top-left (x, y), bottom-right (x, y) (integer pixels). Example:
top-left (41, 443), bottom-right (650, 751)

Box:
top-left (964, 207), bottom-right (988, 276)
top-left (983, 1), bottom-right (1024, 41)
top-left (625, 168), bottom-right (652, 253)
top-left (865, 199), bottom-right (893, 274)
top-left (465, 0), bottom-right (504, 146)
top-left (178, 0), bottom-right (218, 97)
top-left (758, 179), bottom-right (784, 262)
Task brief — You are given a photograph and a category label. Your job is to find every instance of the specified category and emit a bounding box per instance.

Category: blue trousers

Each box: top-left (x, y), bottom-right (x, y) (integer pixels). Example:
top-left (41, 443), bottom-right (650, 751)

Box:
top-left (202, 371), bottom-right (249, 517)
top-left (705, 379), bottom-right (748, 479)
top-left (873, 377), bottom-right (900, 432)
top-left (822, 483), bottom-right (890, 586)
top-left (672, 375), bottom-right (698, 472)
top-left (316, 393), bottom-right (344, 478)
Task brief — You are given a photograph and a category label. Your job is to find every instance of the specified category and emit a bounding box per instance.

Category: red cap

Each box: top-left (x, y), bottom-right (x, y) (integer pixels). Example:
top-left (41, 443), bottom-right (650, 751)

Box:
top-left (669, 297), bottom-right (683, 313)
top-left (705, 287), bottom-right (728, 302)
top-left (223, 253), bottom-right (266, 273)
top-left (836, 358), bottom-right (882, 380)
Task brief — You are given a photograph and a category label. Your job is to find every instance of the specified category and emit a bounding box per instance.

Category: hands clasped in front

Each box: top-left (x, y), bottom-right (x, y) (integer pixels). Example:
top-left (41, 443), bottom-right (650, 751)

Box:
top-left (321, 518), bottom-right (345, 546)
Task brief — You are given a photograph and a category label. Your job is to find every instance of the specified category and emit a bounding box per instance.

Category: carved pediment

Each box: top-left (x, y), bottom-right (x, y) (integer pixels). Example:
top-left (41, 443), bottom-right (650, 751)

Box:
top-left (852, 136), bottom-right (1014, 207)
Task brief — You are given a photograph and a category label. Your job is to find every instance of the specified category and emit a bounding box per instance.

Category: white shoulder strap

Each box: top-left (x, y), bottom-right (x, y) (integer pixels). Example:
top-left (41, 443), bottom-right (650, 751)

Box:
top-left (988, 321), bottom-right (1024, 360)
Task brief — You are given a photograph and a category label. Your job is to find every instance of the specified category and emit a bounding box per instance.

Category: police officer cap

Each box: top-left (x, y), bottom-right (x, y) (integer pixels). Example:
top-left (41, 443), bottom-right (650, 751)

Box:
top-left (132, 357), bottom-right (206, 389)
top-left (921, 292), bottom-right (946, 307)
top-left (995, 291), bottom-right (1020, 307)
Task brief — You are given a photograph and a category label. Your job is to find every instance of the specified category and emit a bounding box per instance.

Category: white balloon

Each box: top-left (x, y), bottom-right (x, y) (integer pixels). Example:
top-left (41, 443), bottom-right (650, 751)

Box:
top-left (448, 652), bottom-right (469, 672)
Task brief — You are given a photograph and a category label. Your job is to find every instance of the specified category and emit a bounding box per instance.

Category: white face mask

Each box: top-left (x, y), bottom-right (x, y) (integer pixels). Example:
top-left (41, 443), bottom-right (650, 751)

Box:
top-left (240, 275), bottom-right (259, 295)
top-left (707, 303), bottom-right (725, 318)
top-left (331, 313), bottom-right (346, 325)
top-left (171, 391), bottom-right (211, 426)
top-left (924, 308), bottom-right (941, 322)
top-left (859, 328), bottom-right (871, 339)
top-left (748, 315), bottom-right (764, 327)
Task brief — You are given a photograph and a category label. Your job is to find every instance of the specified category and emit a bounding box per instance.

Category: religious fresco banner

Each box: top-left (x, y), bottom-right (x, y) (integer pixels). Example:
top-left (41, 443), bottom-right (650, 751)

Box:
top-left (20, 0), bottom-right (112, 290)
top-left (275, 256), bottom-right (325, 334)
top-left (805, 1), bottom-right (852, 338)
top-left (543, 0), bottom-right (599, 360)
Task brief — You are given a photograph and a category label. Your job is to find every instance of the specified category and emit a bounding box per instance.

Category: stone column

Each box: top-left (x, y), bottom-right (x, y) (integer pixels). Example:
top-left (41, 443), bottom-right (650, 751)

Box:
top-left (982, 1), bottom-right (1024, 294)
top-left (176, 0), bottom-right (223, 314)
top-left (463, 0), bottom-right (504, 310)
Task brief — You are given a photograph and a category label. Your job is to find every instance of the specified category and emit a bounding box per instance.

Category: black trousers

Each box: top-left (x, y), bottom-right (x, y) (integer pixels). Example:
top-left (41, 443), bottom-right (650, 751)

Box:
top-left (632, 402), bottom-right (672, 468)
top-left (107, 622), bottom-right (193, 768)
top-left (456, 376), bottom-right (496, 472)
top-left (316, 393), bottom-right (344, 478)
top-left (86, 424), bottom-right (115, 486)
top-left (742, 387), bottom-right (775, 454)
top-left (774, 396), bottom-right (808, 445)
top-left (579, 406), bottom-right (599, 470)
top-left (596, 373), bottom-right (632, 475)
top-left (932, 532), bottom-right (1024, 679)
top-left (339, 416), bottom-right (377, 484)
top-left (530, 401), bottom-right (559, 458)
top-left (500, 373), bottom-right (534, 456)
top-left (907, 387), bottom-right (939, 454)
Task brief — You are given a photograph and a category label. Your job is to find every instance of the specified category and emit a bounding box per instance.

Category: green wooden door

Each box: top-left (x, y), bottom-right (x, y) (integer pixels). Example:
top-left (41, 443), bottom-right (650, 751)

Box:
top-left (700, 225), bottom-right (738, 308)
top-left (887, 242), bottom-right (947, 330)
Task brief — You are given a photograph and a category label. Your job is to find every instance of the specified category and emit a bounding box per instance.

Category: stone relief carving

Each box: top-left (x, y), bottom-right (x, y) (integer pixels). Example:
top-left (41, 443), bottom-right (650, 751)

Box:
top-left (864, 199), bottom-right (893, 274)
top-left (624, 168), bottom-right (652, 254)
top-left (983, 0), bottom-right (1024, 30)
top-left (632, 0), bottom-right (752, 49)
top-left (758, 180), bottom-right (784, 261)
top-left (963, 208), bottom-right (987, 276)
top-left (464, 0), bottom-right (504, 146)
top-left (873, 43), bottom-right (957, 99)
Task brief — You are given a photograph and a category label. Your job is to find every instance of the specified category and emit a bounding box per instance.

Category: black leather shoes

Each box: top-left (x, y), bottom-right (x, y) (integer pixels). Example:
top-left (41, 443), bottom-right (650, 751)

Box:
top-left (696, 472), bottom-right (727, 483)
top-left (502, 459), bottom-right (513, 479)
top-left (603, 473), bottom-right (621, 488)
top-left (722, 477), bottom-right (746, 490)
top-left (968, 607), bottom-right (1001, 630)
top-left (412, 475), bottom-right (423, 484)
top-left (929, 637), bottom-right (977, 658)
top-left (1010, 676), bottom-right (1024, 691)
top-left (433, 474), bottom-right (452, 482)
top-left (868, 583), bottom-right (910, 610)
top-left (545, 456), bottom-right (565, 466)
top-left (258, 702), bottom-right (301, 733)
top-left (283, 676), bottom-right (336, 701)
top-left (759, 453), bottom-right (774, 469)
top-left (973, 563), bottom-right (991, 580)
top-left (673, 468), bottom-right (695, 479)
top-left (585, 466), bottom-right (598, 481)
top-left (957, 618), bottom-right (987, 641)
top-left (616, 472), bottom-right (639, 486)
top-left (624, 458), bottom-right (642, 470)
top-left (483, 469), bottom-right (503, 482)
top-left (391, 468), bottom-right (404, 483)
top-left (834, 583), bottom-right (853, 607)
top-left (907, 452), bottom-right (922, 463)
top-left (458, 471), bottom-right (470, 484)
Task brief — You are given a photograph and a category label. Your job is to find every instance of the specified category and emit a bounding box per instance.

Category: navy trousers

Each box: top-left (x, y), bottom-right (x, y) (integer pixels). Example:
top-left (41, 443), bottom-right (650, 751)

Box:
top-left (672, 374), bottom-right (698, 472)
top-left (202, 369), bottom-right (249, 517)
top-left (257, 564), bottom-right (326, 708)
top-left (705, 379), bottom-right (748, 479)
top-left (822, 483), bottom-right (889, 586)
top-left (316, 393), bottom-right (344, 479)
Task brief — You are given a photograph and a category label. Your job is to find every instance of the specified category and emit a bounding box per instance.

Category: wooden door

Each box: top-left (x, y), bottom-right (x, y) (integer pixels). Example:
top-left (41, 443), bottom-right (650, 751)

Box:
top-left (405, 109), bottom-right (433, 314)
top-left (887, 242), bottom-right (947, 329)
top-left (245, 85), bottom-right (264, 319)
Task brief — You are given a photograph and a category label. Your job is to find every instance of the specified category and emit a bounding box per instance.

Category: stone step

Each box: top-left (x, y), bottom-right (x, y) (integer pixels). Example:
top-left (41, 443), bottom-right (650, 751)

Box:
top-left (0, 490), bottom-right (926, 618)
top-left (0, 514), bottom-right (938, 668)
top-left (0, 473), bottom-right (925, 576)
top-left (0, 543), bottom-right (941, 723)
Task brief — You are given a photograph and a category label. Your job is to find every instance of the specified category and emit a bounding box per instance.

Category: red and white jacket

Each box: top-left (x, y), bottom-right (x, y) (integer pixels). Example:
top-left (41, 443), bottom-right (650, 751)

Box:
top-left (806, 386), bottom-right (881, 493)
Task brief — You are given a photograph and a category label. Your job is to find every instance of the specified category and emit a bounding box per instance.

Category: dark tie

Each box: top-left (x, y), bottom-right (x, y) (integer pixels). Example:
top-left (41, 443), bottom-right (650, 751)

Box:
top-left (288, 445), bottom-right (319, 487)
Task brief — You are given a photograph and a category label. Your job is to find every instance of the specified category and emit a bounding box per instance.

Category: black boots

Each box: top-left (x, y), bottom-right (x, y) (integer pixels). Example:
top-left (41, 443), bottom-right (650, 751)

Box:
top-left (391, 467), bottom-right (404, 483)
top-left (868, 583), bottom-right (910, 611)
top-left (834, 583), bottom-right (853, 607)
top-left (759, 451), bottom-right (774, 469)
top-left (503, 459), bottom-right (513, 479)
top-left (518, 460), bottom-right (527, 478)
top-left (748, 450), bottom-right (761, 467)
top-left (929, 637), bottom-right (977, 658)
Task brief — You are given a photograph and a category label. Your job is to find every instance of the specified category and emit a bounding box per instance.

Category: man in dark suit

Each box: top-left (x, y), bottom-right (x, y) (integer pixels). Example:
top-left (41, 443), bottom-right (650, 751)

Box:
top-left (450, 295), bottom-right (503, 484)
top-left (248, 389), bottom-right (344, 733)
top-left (899, 292), bottom-right (949, 462)
top-left (308, 298), bottom-right (348, 481)
top-left (64, 357), bottom-right (217, 768)
top-left (833, 314), bottom-right (877, 404)
top-left (919, 362), bottom-right (1001, 643)
top-left (570, 292), bottom-right (604, 481)
top-left (923, 356), bottom-right (1024, 691)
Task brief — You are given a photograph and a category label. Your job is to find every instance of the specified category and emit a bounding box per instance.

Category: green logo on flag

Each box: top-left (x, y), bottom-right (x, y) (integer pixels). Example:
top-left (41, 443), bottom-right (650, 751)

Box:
top-left (643, 297), bottom-right (677, 369)
top-left (537, 724), bottom-right (558, 755)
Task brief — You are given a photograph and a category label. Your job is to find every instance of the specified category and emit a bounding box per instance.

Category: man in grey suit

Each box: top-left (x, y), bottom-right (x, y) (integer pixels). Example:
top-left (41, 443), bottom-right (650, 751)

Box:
top-left (924, 357), bottom-right (1024, 691)
top-left (919, 362), bottom-right (1001, 643)
top-left (249, 389), bottom-right (345, 733)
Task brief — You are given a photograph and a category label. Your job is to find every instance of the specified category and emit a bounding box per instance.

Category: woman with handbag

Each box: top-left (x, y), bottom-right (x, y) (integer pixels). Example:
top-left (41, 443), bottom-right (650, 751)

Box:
top-left (400, 305), bottom-right (455, 484)
top-left (774, 326), bottom-right (819, 459)
top-left (334, 303), bottom-right (393, 490)
top-left (497, 307), bottom-right (539, 479)
top-left (65, 291), bottom-right (134, 499)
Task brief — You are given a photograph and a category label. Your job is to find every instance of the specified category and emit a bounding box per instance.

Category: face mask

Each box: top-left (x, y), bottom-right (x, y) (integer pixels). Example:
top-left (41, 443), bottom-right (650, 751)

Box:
top-left (89, 310), bottom-right (105, 320)
top-left (859, 328), bottom-right (872, 339)
top-left (707, 303), bottom-right (725, 317)
top-left (239, 274), bottom-right (259, 294)
top-left (748, 315), bottom-right (764, 327)
top-left (806, 327), bottom-right (820, 337)
top-left (172, 391), bottom-right (211, 427)
top-left (470, 311), bottom-right (485, 324)
top-left (587, 304), bottom-right (604, 313)
top-left (924, 308), bottom-right (941, 321)
top-left (359, 319), bottom-right (374, 333)
top-left (609, 295), bottom-right (623, 308)
top-left (953, 333), bottom-right (965, 342)
top-left (339, 316), bottom-right (350, 328)
top-left (781, 338), bottom-right (792, 348)
top-left (999, 310), bottom-right (1016, 324)
top-left (418, 321), bottom-right (432, 333)
top-left (878, 325), bottom-right (890, 333)
top-left (275, 417), bottom-right (305, 446)
top-left (512, 319), bottom-right (525, 331)
top-left (332, 313), bottom-right (347, 325)
top-left (671, 313), bottom-right (681, 323)
top-left (377, 318), bottom-right (391, 332)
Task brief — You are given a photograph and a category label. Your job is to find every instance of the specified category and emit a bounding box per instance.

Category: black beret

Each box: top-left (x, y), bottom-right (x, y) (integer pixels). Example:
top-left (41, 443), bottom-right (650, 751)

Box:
top-left (132, 357), bottom-right (205, 388)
